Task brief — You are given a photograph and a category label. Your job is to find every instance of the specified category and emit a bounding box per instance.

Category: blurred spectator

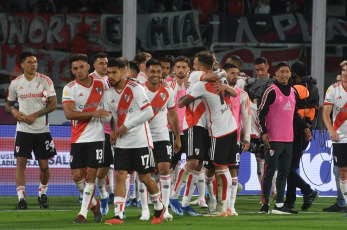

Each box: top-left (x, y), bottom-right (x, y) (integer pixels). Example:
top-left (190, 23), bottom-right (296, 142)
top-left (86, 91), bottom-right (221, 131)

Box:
top-left (270, 0), bottom-right (290, 14)
top-left (71, 24), bottom-right (91, 55)
top-left (76, 0), bottom-right (98, 13)
top-left (31, 0), bottom-right (56, 13)
top-left (255, 0), bottom-right (271, 14)
top-left (190, 0), bottom-right (217, 23)
top-left (56, 2), bottom-right (71, 13)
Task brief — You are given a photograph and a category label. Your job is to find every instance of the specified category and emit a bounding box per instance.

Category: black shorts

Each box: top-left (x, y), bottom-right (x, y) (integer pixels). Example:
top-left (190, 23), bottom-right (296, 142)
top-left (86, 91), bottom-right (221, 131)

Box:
top-left (100, 133), bottom-right (114, 167)
top-left (229, 141), bottom-right (242, 170)
top-left (184, 126), bottom-right (210, 161)
top-left (209, 131), bottom-right (237, 167)
top-left (153, 141), bottom-right (172, 164)
top-left (170, 132), bottom-right (186, 165)
top-left (114, 147), bottom-right (155, 174)
top-left (249, 138), bottom-right (265, 159)
top-left (70, 141), bottom-right (104, 169)
top-left (333, 143), bottom-right (347, 167)
top-left (14, 131), bottom-right (57, 160)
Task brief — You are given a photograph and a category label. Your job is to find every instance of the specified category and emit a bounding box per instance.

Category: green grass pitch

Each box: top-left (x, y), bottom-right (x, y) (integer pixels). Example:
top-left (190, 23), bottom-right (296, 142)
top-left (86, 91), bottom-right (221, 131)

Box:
top-left (0, 195), bottom-right (345, 229)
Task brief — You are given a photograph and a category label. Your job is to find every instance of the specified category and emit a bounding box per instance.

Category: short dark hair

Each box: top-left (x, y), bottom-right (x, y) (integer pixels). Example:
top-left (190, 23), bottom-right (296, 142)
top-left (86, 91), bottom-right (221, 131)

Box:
top-left (146, 59), bottom-right (161, 69)
top-left (92, 53), bottom-right (107, 64)
top-left (291, 61), bottom-right (307, 77)
top-left (254, 57), bottom-right (268, 65)
top-left (129, 61), bottom-right (140, 74)
top-left (227, 55), bottom-right (243, 68)
top-left (337, 71), bottom-right (342, 75)
top-left (133, 52), bottom-right (152, 66)
top-left (174, 56), bottom-right (190, 65)
top-left (222, 63), bottom-right (238, 71)
top-left (195, 51), bottom-right (214, 69)
top-left (158, 55), bottom-right (174, 68)
top-left (276, 61), bottom-right (290, 70)
top-left (20, 52), bottom-right (36, 63)
top-left (70, 54), bottom-right (88, 65)
top-left (108, 58), bottom-right (126, 69)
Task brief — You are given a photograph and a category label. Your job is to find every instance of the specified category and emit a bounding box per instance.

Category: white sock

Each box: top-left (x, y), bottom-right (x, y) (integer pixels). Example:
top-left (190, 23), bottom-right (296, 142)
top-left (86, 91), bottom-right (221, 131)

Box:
top-left (215, 169), bottom-right (230, 212)
top-left (39, 183), bottom-right (48, 196)
top-left (106, 167), bottom-right (114, 195)
top-left (17, 186), bottom-right (25, 200)
top-left (149, 192), bottom-right (164, 211)
top-left (229, 176), bottom-right (238, 211)
top-left (125, 174), bottom-right (130, 200)
top-left (340, 180), bottom-right (347, 204)
top-left (160, 174), bottom-right (171, 209)
top-left (205, 176), bottom-right (216, 202)
top-left (256, 158), bottom-right (264, 186)
top-left (133, 172), bottom-right (138, 199)
top-left (114, 196), bottom-right (125, 219)
top-left (197, 170), bottom-right (205, 201)
top-left (79, 183), bottom-right (95, 218)
top-left (182, 170), bottom-right (199, 207)
top-left (96, 177), bottom-right (108, 199)
top-left (170, 165), bottom-right (192, 199)
top-left (170, 168), bottom-right (175, 193)
top-left (138, 181), bottom-right (149, 211)
top-left (272, 170), bottom-right (277, 194)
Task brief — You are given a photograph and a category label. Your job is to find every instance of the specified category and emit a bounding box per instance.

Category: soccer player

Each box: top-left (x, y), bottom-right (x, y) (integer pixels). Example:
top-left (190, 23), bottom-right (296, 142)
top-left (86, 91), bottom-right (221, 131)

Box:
top-left (134, 52), bottom-right (152, 82)
top-left (257, 62), bottom-right (311, 214)
top-left (62, 54), bottom-right (109, 223)
top-left (103, 58), bottom-right (165, 225)
top-left (158, 56), bottom-right (174, 80)
top-left (6, 52), bottom-right (57, 210)
top-left (254, 57), bottom-right (272, 79)
top-left (323, 60), bottom-right (347, 217)
top-left (142, 58), bottom-right (181, 221)
top-left (222, 63), bottom-right (251, 215)
top-left (179, 51), bottom-right (238, 216)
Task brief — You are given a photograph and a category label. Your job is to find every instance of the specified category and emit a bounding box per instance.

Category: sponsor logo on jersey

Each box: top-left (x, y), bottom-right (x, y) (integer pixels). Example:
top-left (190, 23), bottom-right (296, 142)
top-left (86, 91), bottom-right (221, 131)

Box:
top-left (160, 93), bottom-right (166, 100)
top-left (78, 93), bottom-right (83, 97)
top-left (19, 92), bottom-right (43, 99)
top-left (19, 86), bottom-right (24, 90)
top-left (64, 91), bottom-right (68, 96)
top-left (116, 108), bottom-right (133, 115)
top-left (152, 106), bottom-right (166, 113)
top-left (16, 146), bottom-right (20, 153)
top-left (338, 96), bottom-right (342, 99)
top-left (195, 148), bottom-right (200, 155)
top-left (326, 88), bottom-right (331, 94)
top-left (336, 107), bottom-right (347, 113)
top-left (96, 87), bottom-right (102, 95)
top-left (283, 101), bottom-right (292, 110)
top-left (79, 101), bottom-right (101, 110)
top-left (111, 99), bottom-right (115, 103)
top-left (36, 83), bottom-right (41, 89)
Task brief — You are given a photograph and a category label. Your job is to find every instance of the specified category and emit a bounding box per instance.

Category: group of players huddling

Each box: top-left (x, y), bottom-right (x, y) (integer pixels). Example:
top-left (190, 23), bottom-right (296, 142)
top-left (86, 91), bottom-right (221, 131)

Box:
top-left (5, 50), bottom-right (347, 225)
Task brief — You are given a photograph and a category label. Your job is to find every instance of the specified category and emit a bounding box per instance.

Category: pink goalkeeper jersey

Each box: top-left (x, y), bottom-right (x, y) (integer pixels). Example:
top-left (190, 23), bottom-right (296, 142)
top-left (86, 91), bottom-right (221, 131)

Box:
top-left (265, 84), bottom-right (295, 142)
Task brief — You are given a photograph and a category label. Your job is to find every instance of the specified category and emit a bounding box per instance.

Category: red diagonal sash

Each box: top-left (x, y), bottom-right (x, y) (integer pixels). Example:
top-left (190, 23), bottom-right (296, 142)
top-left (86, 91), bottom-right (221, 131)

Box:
top-left (333, 102), bottom-right (347, 131)
top-left (117, 87), bottom-right (134, 128)
top-left (149, 87), bottom-right (169, 122)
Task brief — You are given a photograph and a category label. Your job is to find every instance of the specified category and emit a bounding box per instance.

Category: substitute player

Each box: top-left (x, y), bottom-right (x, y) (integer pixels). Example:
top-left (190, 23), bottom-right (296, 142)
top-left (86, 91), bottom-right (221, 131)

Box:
top-left (323, 60), bottom-right (347, 217)
top-left (143, 59), bottom-right (181, 221)
top-left (62, 54), bottom-right (109, 224)
top-left (103, 58), bottom-right (165, 225)
top-left (6, 52), bottom-right (57, 210)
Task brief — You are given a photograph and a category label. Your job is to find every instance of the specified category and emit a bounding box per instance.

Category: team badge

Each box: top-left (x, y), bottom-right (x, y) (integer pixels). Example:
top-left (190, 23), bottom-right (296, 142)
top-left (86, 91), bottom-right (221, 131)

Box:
top-left (36, 83), bottom-right (41, 89)
top-left (64, 91), bottom-right (68, 96)
top-left (111, 99), bottom-right (115, 103)
top-left (194, 148), bottom-right (200, 155)
top-left (269, 150), bottom-right (274, 156)
top-left (160, 93), bottom-right (166, 100)
top-left (16, 146), bottom-right (20, 153)
top-left (124, 94), bottom-right (130, 102)
top-left (95, 87), bottom-right (102, 95)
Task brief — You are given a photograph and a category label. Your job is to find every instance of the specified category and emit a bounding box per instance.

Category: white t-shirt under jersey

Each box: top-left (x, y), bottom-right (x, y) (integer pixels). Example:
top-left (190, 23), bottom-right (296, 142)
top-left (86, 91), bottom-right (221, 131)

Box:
top-left (7, 73), bottom-right (56, 133)
top-left (62, 75), bottom-right (108, 143)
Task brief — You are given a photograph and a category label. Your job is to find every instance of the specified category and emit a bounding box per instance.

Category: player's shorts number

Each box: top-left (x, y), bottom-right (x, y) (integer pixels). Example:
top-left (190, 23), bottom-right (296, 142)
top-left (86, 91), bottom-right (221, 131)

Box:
top-left (141, 154), bottom-right (149, 169)
top-left (45, 140), bottom-right (55, 151)
top-left (96, 149), bottom-right (104, 163)
top-left (166, 145), bottom-right (172, 159)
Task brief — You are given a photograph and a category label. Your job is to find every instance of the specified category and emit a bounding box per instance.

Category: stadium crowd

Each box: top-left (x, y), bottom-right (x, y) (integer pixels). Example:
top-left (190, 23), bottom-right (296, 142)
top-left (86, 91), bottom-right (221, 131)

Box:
top-left (5, 50), bottom-right (347, 225)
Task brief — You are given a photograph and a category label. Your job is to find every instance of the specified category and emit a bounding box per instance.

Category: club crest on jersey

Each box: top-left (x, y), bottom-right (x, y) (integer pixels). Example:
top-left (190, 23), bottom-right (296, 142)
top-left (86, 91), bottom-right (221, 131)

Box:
top-left (160, 93), bottom-right (166, 100)
top-left (95, 87), bottom-right (102, 95)
top-left (36, 83), bottom-right (41, 89)
top-left (195, 148), bottom-right (200, 155)
top-left (16, 146), bottom-right (20, 153)
top-left (269, 150), bottom-right (274, 156)
top-left (124, 94), bottom-right (130, 102)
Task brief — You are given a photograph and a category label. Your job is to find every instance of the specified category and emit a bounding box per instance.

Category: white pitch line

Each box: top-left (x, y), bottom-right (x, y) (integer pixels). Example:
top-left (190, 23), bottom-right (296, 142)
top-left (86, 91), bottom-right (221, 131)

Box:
top-left (0, 209), bottom-right (72, 213)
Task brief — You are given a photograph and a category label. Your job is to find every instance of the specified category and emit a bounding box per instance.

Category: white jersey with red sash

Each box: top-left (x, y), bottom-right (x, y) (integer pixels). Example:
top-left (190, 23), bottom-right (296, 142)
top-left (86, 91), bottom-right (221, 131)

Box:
top-left (103, 79), bottom-right (154, 148)
top-left (187, 80), bottom-right (238, 138)
top-left (167, 77), bottom-right (186, 134)
top-left (62, 75), bottom-right (108, 143)
top-left (143, 83), bottom-right (175, 142)
top-left (324, 82), bottom-right (347, 143)
top-left (183, 71), bottom-right (207, 131)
